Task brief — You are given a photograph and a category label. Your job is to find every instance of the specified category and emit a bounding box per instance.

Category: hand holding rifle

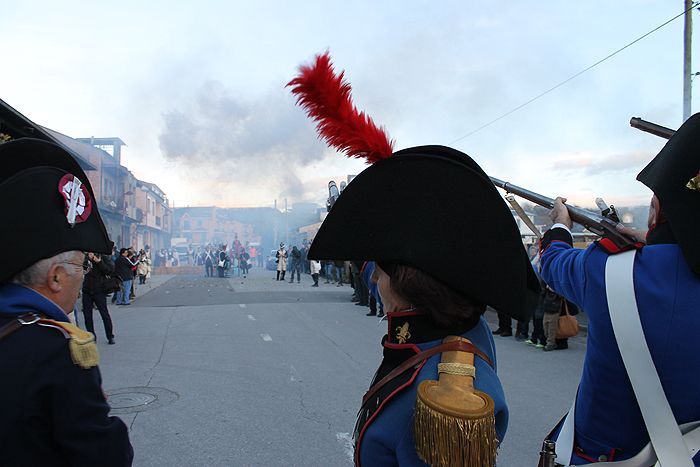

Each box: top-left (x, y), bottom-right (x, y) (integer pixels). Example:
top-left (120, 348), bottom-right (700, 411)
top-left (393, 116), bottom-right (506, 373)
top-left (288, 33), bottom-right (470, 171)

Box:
top-left (550, 197), bottom-right (573, 229)
top-left (549, 197), bottom-right (646, 245)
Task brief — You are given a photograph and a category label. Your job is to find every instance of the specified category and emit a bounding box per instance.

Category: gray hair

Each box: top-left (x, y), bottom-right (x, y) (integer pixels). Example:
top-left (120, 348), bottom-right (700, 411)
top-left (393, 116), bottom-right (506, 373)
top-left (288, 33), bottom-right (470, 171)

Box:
top-left (11, 251), bottom-right (82, 287)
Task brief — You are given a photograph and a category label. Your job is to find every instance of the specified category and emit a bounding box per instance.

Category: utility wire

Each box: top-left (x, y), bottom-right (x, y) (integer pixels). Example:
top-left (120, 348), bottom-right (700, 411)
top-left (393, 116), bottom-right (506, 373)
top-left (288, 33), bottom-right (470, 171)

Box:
top-left (450, 3), bottom-right (699, 144)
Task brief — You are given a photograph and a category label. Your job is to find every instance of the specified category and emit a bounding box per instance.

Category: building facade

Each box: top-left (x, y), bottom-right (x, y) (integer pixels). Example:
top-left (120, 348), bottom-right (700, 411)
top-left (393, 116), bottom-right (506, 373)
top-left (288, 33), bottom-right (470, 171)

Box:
top-left (0, 98), bottom-right (173, 252)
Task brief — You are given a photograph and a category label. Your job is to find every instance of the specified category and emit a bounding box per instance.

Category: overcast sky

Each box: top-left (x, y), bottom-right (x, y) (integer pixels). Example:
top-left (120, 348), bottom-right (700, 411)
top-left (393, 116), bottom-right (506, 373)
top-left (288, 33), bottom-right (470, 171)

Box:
top-left (1, 1), bottom-right (695, 209)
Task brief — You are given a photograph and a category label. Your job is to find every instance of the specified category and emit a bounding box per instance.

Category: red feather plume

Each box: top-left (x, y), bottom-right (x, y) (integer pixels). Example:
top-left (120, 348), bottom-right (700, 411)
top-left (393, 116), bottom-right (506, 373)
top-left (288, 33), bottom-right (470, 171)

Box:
top-left (287, 51), bottom-right (394, 163)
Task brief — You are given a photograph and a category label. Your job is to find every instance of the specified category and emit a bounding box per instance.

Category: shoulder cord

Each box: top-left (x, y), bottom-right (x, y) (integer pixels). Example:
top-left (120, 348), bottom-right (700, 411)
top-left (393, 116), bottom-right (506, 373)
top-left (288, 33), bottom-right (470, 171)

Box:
top-left (361, 340), bottom-right (492, 406)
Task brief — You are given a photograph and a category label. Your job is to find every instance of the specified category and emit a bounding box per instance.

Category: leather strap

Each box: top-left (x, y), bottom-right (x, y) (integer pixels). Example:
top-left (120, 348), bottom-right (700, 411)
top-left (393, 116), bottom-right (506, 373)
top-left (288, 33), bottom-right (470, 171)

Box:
top-left (361, 340), bottom-right (491, 406)
top-left (0, 313), bottom-right (41, 342)
top-left (576, 422), bottom-right (700, 467)
top-left (606, 251), bottom-right (693, 466)
top-left (555, 392), bottom-right (576, 464)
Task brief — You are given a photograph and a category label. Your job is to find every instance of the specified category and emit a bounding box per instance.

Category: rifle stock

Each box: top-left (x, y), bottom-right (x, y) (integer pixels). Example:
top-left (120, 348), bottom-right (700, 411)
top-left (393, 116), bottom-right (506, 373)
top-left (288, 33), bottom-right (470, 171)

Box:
top-left (490, 176), bottom-right (635, 247)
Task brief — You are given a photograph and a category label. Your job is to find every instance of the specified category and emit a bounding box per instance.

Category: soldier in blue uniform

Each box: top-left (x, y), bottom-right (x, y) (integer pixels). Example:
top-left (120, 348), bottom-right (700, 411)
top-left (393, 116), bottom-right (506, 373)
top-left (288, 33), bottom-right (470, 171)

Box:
top-left (540, 114), bottom-right (700, 465)
top-left (288, 51), bottom-right (540, 467)
top-left (0, 139), bottom-right (133, 466)
top-left (306, 145), bottom-right (541, 466)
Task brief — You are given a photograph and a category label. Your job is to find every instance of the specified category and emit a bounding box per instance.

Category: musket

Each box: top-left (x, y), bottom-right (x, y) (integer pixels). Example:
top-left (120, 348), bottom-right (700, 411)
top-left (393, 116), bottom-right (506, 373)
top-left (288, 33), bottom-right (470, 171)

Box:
top-left (327, 181), bottom-right (340, 212)
top-left (629, 117), bottom-right (675, 140)
top-left (490, 176), bottom-right (636, 248)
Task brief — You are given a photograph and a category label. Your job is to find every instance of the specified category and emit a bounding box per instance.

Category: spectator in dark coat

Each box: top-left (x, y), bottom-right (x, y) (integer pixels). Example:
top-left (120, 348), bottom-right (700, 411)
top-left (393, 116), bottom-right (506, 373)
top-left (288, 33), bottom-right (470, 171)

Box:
top-left (82, 253), bottom-right (116, 344)
top-left (288, 246), bottom-right (302, 283)
top-left (114, 249), bottom-right (134, 305)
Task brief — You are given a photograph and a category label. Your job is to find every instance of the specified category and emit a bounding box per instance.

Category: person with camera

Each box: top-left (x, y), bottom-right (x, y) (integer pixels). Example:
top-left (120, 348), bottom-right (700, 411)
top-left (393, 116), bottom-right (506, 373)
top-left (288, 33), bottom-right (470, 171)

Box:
top-left (83, 252), bottom-right (117, 345)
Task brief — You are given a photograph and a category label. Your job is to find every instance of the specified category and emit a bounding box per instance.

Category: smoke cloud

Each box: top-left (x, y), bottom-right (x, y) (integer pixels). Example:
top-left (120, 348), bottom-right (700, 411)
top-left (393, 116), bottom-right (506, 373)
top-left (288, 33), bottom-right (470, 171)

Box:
top-left (159, 80), bottom-right (327, 203)
top-left (552, 151), bottom-right (650, 176)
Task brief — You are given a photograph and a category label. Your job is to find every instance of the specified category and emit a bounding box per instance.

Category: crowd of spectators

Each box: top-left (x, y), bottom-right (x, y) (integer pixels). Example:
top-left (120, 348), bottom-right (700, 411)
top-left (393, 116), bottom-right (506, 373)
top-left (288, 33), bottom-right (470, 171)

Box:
top-left (491, 248), bottom-right (581, 351)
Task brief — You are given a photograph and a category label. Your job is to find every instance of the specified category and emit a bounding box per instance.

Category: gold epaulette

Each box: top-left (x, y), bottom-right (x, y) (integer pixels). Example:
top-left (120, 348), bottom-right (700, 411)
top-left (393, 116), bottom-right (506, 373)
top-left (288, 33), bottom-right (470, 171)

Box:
top-left (38, 319), bottom-right (100, 369)
top-left (414, 336), bottom-right (497, 467)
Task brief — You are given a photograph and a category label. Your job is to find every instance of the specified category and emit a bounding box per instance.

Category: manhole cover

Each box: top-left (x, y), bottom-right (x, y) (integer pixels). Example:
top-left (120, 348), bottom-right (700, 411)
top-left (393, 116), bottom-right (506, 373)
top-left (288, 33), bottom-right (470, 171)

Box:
top-left (106, 387), bottom-right (179, 414)
top-left (109, 392), bottom-right (157, 409)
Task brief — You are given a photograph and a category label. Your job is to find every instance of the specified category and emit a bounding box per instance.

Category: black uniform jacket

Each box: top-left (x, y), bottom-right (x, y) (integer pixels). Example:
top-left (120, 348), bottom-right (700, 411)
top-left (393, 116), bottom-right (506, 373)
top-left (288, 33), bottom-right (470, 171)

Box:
top-left (0, 311), bottom-right (133, 467)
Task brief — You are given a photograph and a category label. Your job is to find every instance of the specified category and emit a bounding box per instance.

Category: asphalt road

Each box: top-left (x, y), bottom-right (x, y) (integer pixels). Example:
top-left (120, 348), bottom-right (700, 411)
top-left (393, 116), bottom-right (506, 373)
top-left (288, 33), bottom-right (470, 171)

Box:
top-left (96, 268), bottom-right (585, 466)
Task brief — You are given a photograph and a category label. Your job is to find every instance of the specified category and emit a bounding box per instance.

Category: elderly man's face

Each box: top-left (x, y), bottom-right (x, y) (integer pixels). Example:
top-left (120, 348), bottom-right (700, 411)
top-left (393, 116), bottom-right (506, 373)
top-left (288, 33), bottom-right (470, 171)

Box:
top-left (56, 251), bottom-right (86, 314)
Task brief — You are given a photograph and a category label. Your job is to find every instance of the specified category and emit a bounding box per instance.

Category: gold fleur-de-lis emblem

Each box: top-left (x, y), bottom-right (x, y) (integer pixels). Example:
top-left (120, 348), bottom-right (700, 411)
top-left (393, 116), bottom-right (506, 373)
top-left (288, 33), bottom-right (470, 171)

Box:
top-left (395, 322), bottom-right (411, 344)
top-left (686, 171), bottom-right (700, 192)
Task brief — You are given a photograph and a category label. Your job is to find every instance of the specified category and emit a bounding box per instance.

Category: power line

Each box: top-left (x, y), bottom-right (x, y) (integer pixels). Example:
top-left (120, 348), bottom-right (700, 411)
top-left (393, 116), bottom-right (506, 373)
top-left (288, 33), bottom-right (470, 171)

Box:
top-left (449, 3), bottom-right (699, 144)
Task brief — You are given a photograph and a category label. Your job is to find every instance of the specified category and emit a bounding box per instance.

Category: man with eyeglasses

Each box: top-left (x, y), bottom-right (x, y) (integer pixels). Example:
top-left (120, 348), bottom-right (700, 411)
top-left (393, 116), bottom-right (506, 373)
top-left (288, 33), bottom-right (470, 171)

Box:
top-left (0, 138), bottom-right (133, 466)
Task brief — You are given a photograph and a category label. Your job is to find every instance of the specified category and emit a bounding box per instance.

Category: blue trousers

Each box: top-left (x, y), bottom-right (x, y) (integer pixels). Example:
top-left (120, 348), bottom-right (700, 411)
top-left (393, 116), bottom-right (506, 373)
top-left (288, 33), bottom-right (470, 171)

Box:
top-left (116, 279), bottom-right (132, 304)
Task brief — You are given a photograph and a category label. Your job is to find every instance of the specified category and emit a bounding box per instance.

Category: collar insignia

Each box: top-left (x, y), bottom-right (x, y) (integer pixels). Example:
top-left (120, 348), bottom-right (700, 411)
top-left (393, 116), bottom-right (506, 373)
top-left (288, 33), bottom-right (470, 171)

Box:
top-left (687, 171), bottom-right (700, 192)
top-left (395, 322), bottom-right (411, 344)
top-left (58, 174), bottom-right (92, 226)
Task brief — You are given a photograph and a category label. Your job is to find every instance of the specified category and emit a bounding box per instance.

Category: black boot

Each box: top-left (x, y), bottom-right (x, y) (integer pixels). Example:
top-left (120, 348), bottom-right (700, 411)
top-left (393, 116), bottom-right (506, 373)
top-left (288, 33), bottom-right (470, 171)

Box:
top-left (281, 271), bottom-right (286, 280)
top-left (276, 271), bottom-right (280, 281)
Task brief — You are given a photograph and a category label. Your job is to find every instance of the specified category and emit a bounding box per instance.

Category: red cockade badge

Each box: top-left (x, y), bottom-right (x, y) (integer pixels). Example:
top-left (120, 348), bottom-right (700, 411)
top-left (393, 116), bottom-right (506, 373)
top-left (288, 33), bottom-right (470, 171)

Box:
top-left (58, 174), bottom-right (92, 226)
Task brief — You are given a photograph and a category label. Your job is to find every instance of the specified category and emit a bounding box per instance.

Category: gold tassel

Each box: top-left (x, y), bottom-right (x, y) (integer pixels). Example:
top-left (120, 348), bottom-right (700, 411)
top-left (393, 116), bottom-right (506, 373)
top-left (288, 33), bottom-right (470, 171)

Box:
top-left (414, 336), bottom-right (497, 467)
top-left (63, 323), bottom-right (100, 369)
top-left (414, 394), bottom-right (497, 467)
top-left (38, 319), bottom-right (100, 369)
top-left (68, 335), bottom-right (100, 369)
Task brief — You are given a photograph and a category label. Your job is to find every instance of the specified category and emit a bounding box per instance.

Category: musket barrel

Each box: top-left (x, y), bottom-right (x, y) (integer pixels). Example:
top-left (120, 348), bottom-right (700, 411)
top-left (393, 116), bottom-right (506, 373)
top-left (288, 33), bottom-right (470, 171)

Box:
top-left (630, 117), bottom-right (675, 140)
top-left (489, 177), bottom-right (555, 209)
top-left (490, 176), bottom-right (608, 234)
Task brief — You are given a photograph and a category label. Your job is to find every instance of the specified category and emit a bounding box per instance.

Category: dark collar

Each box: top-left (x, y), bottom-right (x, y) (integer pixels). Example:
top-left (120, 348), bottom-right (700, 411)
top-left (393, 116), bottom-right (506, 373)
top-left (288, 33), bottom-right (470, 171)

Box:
top-left (647, 221), bottom-right (677, 246)
top-left (385, 309), bottom-right (472, 345)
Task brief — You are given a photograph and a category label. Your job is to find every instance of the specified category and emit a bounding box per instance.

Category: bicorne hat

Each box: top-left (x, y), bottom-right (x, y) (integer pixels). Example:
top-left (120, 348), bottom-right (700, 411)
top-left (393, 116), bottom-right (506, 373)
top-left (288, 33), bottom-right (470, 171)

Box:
top-left (0, 138), bottom-right (113, 282)
top-left (288, 52), bottom-right (540, 320)
top-left (637, 113), bottom-right (700, 274)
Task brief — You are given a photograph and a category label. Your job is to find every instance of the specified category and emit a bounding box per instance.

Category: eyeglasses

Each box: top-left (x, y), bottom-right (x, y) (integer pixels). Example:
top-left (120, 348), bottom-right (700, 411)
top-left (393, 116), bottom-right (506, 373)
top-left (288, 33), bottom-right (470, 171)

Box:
top-left (61, 261), bottom-right (90, 273)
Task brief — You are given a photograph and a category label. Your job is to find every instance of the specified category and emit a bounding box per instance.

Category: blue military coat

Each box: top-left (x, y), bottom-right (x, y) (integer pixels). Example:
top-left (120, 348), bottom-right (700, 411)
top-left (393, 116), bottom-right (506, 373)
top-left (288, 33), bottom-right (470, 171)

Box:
top-left (540, 227), bottom-right (700, 464)
top-left (354, 311), bottom-right (507, 466)
top-left (0, 283), bottom-right (133, 467)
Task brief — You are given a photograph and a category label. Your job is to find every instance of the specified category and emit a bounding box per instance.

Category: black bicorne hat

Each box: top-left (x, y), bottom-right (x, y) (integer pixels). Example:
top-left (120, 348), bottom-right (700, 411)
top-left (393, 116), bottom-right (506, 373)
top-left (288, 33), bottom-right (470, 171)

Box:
top-left (308, 145), bottom-right (540, 320)
top-left (288, 53), bottom-right (539, 319)
top-left (0, 138), bottom-right (113, 282)
top-left (637, 113), bottom-right (700, 274)
top-left (289, 52), bottom-right (540, 320)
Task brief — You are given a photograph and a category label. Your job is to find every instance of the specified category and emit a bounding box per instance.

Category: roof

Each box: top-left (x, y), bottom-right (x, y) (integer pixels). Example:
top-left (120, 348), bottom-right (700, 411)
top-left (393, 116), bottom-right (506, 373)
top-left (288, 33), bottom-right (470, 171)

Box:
top-left (0, 98), bottom-right (96, 170)
top-left (43, 127), bottom-right (126, 169)
top-left (137, 180), bottom-right (167, 199)
top-left (75, 136), bottom-right (126, 147)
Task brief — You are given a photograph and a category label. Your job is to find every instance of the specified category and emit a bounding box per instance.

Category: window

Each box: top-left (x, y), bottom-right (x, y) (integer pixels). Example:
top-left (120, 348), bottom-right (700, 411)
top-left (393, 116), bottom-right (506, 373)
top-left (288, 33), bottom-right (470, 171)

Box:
top-left (103, 177), bottom-right (114, 200)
